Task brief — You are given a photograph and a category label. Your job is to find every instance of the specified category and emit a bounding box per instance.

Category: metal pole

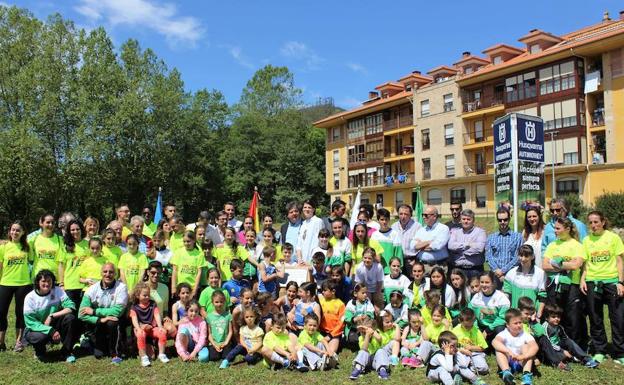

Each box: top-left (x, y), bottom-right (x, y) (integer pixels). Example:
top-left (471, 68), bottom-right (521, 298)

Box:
top-left (548, 131), bottom-right (558, 200)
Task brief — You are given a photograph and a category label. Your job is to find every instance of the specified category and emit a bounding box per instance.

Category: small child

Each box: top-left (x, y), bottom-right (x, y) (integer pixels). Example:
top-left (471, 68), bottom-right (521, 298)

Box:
top-left (282, 243), bottom-right (294, 265)
top-left (451, 308), bottom-right (489, 375)
top-left (288, 282), bottom-right (321, 334)
top-left (308, 251), bottom-right (328, 287)
top-left (492, 309), bottom-right (539, 385)
top-left (449, 269), bottom-right (471, 322)
top-left (261, 313), bottom-right (306, 371)
top-left (469, 271), bottom-right (510, 344)
top-left (172, 282), bottom-right (193, 326)
top-left (383, 289), bottom-right (408, 328)
top-left (539, 303), bottom-right (598, 370)
top-left (298, 313), bottom-right (332, 370)
top-left (328, 218), bottom-right (352, 275)
top-left (330, 265), bottom-right (353, 304)
top-left (353, 247), bottom-right (384, 310)
top-left (222, 259), bottom-right (251, 305)
top-left (421, 290), bottom-right (452, 327)
top-left (424, 305), bottom-right (451, 346)
top-left (221, 305), bottom-right (264, 367)
top-left (426, 331), bottom-right (485, 385)
top-left (129, 282), bottom-right (170, 367)
top-left (469, 276), bottom-right (480, 297)
top-left (207, 290), bottom-right (233, 363)
top-left (311, 228), bottom-right (332, 257)
top-left (344, 283), bottom-right (375, 347)
top-left (150, 230), bottom-right (173, 284)
top-left (382, 257), bottom-right (410, 304)
top-left (198, 268), bottom-right (231, 317)
top-left (400, 309), bottom-right (433, 368)
top-left (349, 311), bottom-right (400, 380)
top-left (198, 239), bottom-right (216, 291)
top-left (257, 292), bottom-right (279, 333)
top-left (175, 300), bottom-right (208, 362)
top-left (257, 246), bottom-right (285, 298)
top-left (274, 281), bottom-right (299, 315)
top-left (232, 288), bottom-right (256, 333)
top-left (318, 280), bottom-right (345, 362)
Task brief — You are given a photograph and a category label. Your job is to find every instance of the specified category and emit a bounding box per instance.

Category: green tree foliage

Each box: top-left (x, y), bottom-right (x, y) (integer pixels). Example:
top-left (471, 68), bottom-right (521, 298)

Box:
top-left (0, 6), bottom-right (329, 230)
top-left (595, 191), bottom-right (624, 228)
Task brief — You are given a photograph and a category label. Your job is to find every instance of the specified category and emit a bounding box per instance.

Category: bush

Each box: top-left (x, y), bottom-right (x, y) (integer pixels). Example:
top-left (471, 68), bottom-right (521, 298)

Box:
top-left (561, 193), bottom-right (590, 220)
top-left (595, 191), bottom-right (624, 228)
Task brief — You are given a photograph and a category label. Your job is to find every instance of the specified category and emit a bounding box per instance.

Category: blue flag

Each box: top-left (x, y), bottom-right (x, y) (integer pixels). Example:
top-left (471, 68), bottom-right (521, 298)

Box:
top-left (153, 188), bottom-right (163, 225)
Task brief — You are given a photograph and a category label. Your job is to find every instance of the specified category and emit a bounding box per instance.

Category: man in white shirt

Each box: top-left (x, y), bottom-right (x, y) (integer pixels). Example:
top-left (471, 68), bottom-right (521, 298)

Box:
top-left (296, 200), bottom-right (325, 264)
top-left (411, 205), bottom-right (450, 271)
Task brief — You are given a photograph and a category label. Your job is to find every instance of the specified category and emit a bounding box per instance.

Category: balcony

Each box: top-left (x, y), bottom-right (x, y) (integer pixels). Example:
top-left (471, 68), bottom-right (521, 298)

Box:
top-left (384, 172), bottom-right (415, 187)
top-left (462, 91), bottom-right (504, 113)
top-left (463, 163), bottom-right (494, 176)
top-left (591, 108), bottom-right (605, 128)
top-left (383, 115), bottom-right (413, 132)
top-left (385, 145), bottom-right (414, 158)
top-left (505, 85), bottom-right (537, 105)
top-left (463, 127), bottom-right (493, 149)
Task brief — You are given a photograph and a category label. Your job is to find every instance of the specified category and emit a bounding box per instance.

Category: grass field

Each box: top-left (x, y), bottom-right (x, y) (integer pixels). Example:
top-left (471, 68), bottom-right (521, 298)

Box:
top-left (1, 309), bottom-right (623, 385)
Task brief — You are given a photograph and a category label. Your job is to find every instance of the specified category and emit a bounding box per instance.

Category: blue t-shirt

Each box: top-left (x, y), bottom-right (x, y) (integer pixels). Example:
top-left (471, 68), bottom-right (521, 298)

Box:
top-left (258, 263), bottom-right (277, 295)
top-left (222, 278), bottom-right (250, 301)
top-left (294, 301), bottom-right (318, 326)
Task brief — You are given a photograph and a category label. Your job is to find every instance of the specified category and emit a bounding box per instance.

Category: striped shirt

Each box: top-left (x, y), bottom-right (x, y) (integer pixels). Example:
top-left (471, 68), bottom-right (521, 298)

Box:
top-left (485, 230), bottom-right (522, 274)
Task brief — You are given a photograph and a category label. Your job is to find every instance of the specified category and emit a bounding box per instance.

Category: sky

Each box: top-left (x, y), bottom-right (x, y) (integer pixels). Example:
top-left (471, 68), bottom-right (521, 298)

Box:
top-left (3, 0), bottom-right (623, 109)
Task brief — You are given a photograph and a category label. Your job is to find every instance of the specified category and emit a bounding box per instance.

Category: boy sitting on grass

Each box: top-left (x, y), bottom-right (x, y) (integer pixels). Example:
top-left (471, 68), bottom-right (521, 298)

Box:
top-left (492, 309), bottom-right (538, 385)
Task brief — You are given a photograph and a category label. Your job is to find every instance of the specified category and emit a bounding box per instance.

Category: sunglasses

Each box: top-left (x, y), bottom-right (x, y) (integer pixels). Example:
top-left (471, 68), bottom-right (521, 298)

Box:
top-left (143, 211), bottom-right (151, 215)
top-left (450, 208), bottom-right (461, 212)
top-left (550, 208), bottom-right (562, 213)
top-left (422, 213), bottom-right (435, 218)
top-left (497, 218), bottom-right (509, 222)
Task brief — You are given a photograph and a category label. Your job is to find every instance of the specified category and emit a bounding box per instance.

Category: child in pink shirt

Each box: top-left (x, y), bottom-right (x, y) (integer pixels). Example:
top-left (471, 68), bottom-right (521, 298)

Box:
top-left (175, 300), bottom-right (208, 362)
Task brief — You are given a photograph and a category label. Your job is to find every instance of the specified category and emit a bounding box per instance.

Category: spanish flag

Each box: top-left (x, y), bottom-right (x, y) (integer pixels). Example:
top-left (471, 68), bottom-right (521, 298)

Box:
top-left (248, 187), bottom-right (261, 233)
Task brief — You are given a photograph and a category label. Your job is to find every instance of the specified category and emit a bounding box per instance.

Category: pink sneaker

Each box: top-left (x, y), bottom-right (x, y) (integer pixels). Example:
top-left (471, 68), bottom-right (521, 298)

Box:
top-left (401, 356), bottom-right (412, 367)
top-left (411, 357), bottom-right (424, 368)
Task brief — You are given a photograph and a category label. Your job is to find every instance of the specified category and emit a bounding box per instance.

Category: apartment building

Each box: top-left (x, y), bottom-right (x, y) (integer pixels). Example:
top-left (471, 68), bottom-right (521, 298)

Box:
top-left (316, 11), bottom-right (624, 214)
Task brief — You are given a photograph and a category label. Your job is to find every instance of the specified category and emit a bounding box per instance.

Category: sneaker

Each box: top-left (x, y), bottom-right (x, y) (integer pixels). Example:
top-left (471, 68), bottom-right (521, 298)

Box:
top-left (453, 373), bottom-right (463, 385)
top-left (111, 356), bottom-right (123, 365)
top-left (65, 355), bottom-right (76, 363)
top-left (377, 367), bottom-right (389, 380)
top-left (296, 361), bottom-right (309, 372)
top-left (158, 354), bottom-right (169, 364)
top-left (0, 343), bottom-right (6, 352)
top-left (219, 359), bottom-right (230, 369)
top-left (593, 353), bottom-right (605, 363)
top-left (401, 356), bottom-right (412, 367)
top-left (584, 358), bottom-right (599, 368)
top-left (614, 357), bottom-right (624, 366)
top-left (328, 353), bottom-right (339, 369)
top-left (412, 356), bottom-right (424, 368)
top-left (521, 372), bottom-right (533, 385)
top-left (501, 370), bottom-right (515, 385)
top-left (557, 361), bottom-right (572, 371)
top-left (282, 359), bottom-right (291, 369)
top-left (13, 341), bottom-right (24, 353)
top-left (141, 355), bottom-right (151, 367)
top-left (350, 365), bottom-right (363, 380)
top-left (390, 356), bottom-right (399, 366)
top-left (317, 356), bottom-right (326, 371)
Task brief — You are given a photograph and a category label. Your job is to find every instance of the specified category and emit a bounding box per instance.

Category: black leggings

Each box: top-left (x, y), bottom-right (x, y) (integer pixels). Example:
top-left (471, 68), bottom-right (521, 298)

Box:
top-left (0, 285), bottom-right (31, 331)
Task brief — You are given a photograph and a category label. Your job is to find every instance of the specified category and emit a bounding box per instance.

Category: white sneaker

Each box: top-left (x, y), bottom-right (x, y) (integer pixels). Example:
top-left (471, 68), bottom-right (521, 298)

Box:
top-left (141, 355), bottom-right (151, 367)
top-left (158, 354), bottom-right (170, 363)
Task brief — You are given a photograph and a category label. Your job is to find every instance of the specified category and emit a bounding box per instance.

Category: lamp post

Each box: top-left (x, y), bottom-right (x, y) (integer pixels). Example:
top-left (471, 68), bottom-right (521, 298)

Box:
top-left (546, 130), bottom-right (559, 200)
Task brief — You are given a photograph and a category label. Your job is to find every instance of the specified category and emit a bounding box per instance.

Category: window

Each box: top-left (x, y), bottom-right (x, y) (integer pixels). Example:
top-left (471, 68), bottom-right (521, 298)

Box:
top-left (450, 188), bottom-right (466, 204)
top-left (348, 144), bottom-right (366, 163)
top-left (333, 172), bottom-right (339, 190)
top-left (444, 124), bottom-right (454, 145)
top-left (443, 94), bottom-right (454, 112)
top-left (421, 129), bottom-right (430, 150)
top-left (493, 56), bottom-right (503, 65)
top-left (347, 118), bottom-right (365, 139)
top-left (611, 48), bottom-right (624, 78)
top-left (348, 169), bottom-right (365, 188)
top-left (332, 126), bottom-right (341, 141)
top-left (365, 114), bottom-right (383, 135)
top-left (505, 72), bottom-right (536, 102)
top-left (564, 152), bottom-right (579, 165)
top-left (420, 100), bottom-right (430, 117)
top-left (395, 191), bottom-right (405, 207)
top-left (530, 44), bottom-right (541, 54)
top-left (474, 120), bottom-right (484, 142)
top-left (366, 140), bottom-right (383, 160)
top-left (539, 61), bottom-right (575, 95)
top-left (476, 184), bottom-right (487, 208)
top-left (464, 66), bottom-right (474, 75)
top-left (427, 189), bottom-right (442, 205)
top-left (474, 152), bottom-right (485, 174)
top-left (332, 150), bottom-right (340, 169)
top-left (445, 155), bottom-right (455, 177)
top-left (540, 99), bottom-right (577, 130)
top-left (422, 158), bottom-right (431, 180)
top-left (556, 178), bottom-right (580, 196)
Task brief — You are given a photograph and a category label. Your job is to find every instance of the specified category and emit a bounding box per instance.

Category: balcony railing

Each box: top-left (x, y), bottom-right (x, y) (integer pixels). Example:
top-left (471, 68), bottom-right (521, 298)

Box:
top-left (462, 91), bottom-right (504, 113)
top-left (383, 115), bottom-right (413, 131)
top-left (384, 145), bottom-right (414, 158)
top-left (384, 172), bottom-right (415, 186)
top-left (592, 108), bottom-right (605, 127)
top-left (463, 127), bottom-right (493, 145)
top-left (505, 85), bottom-right (537, 104)
top-left (464, 163), bottom-right (493, 176)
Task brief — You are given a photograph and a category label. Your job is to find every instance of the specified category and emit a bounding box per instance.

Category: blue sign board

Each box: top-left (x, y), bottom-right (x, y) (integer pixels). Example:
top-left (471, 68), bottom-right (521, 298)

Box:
top-left (517, 116), bottom-right (544, 163)
top-left (493, 115), bottom-right (512, 164)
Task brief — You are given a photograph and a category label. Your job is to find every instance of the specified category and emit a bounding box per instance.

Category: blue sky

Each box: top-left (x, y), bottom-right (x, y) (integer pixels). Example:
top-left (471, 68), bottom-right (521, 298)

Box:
top-left (3, 1), bottom-right (623, 109)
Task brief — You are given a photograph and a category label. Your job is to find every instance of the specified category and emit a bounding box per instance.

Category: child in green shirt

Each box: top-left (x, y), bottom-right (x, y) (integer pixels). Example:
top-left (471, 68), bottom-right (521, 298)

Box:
top-left (206, 290), bottom-right (233, 362)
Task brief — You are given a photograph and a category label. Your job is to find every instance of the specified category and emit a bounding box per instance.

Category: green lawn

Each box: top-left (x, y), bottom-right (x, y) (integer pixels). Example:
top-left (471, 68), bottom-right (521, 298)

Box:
top-left (1, 308), bottom-right (623, 385)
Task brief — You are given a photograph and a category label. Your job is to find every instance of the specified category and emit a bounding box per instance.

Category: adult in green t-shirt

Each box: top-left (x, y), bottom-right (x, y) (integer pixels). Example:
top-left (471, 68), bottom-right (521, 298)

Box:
top-left (0, 221), bottom-right (33, 352)
top-left (542, 217), bottom-right (587, 350)
top-left (118, 234), bottom-right (149, 295)
top-left (29, 213), bottom-right (64, 279)
top-left (170, 231), bottom-right (206, 298)
top-left (580, 210), bottom-right (624, 364)
top-left (59, 219), bottom-right (89, 310)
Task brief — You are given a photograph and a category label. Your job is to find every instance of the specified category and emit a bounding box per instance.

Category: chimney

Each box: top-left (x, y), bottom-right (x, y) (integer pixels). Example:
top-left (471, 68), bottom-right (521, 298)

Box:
top-left (603, 11), bottom-right (610, 21)
top-left (462, 51), bottom-right (471, 57)
top-left (529, 28), bottom-right (538, 33)
top-left (412, 70), bottom-right (421, 75)
top-left (620, 10), bottom-right (624, 20)
top-left (368, 91), bottom-right (379, 99)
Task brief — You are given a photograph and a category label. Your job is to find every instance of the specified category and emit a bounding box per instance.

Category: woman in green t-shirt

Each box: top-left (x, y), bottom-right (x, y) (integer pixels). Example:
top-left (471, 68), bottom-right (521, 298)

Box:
top-left (0, 221), bottom-right (33, 352)
top-left (59, 219), bottom-right (89, 310)
top-left (542, 217), bottom-right (587, 348)
top-left (580, 210), bottom-right (624, 364)
top-left (30, 213), bottom-right (63, 278)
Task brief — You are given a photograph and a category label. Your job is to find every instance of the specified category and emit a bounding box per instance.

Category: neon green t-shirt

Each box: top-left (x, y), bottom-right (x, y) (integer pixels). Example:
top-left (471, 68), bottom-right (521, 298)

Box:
top-left (59, 239), bottom-right (90, 290)
top-left (170, 247), bottom-right (206, 290)
top-left (198, 286), bottom-right (231, 314)
top-left (582, 230), bottom-right (624, 282)
top-left (143, 222), bottom-right (156, 238)
top-left (352, 239), bottom-right (384, 267)
top-left (169, 231), bottom-right (185, 251)
top-left (102, 245), bottom-right (122, 267)
top-left (30, 233), bottom-right (64, 278)
top-left (215, 245), bottom-right (247, 281)
top-left (543, 238), bottom-right (584, 285)
top-left (79, 255), bottom-right (109, 286)
top-left (263, 330), bottom-right (291, 350)
top-left (118, 251), bottom-right (149, 292)
top-left (425, 323), bottom-right (446, 344)
top-left (298, 330), bottom-right (323, 347)
top-left (451, 324), bottom-right (488, 349)
top-left (0, 241), bottom-right (33, 286)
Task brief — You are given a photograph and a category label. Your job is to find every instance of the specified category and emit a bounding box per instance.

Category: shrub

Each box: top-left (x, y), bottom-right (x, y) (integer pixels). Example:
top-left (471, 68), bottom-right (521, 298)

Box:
top-left (595, 191), bottom-right (624, 228)
top-left (561, 193), bottom-right (590, 220)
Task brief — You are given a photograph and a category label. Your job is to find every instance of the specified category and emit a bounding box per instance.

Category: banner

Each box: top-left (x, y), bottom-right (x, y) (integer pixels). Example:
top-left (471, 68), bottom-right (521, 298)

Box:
top-left (248, 188), bottom-right (260, 233)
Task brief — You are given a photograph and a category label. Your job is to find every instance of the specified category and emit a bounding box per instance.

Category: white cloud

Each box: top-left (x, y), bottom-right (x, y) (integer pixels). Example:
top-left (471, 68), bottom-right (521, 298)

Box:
top-left (222, 45), bottom-right (253, 69)
top-left (280, 41), bottom-right (323, 71)
top-left (0, 1), bottom-right (10, 7)
top-left (338, 97), bottom-right (362, 109)
top-left (74, 0), bottom-right (204, 48)
top-left (346, 62), bottom-right (368, 74)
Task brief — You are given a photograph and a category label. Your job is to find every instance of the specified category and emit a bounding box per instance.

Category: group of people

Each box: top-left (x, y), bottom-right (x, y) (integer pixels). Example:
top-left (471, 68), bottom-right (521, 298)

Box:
top-left (0, 197), bottom-right (622, 385)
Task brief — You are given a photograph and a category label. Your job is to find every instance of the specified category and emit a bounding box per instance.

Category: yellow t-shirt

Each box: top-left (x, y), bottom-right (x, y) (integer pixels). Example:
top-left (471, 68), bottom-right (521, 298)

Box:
top-left (0, 241), bottom-right (32, 286)
top-left (451, 324), bottom-right (488, 349)
top-left (215, 245), bottom-right (247, 281)
top-left (30, 233), bottom-right (64, 278)
top-left (352, 238), bottom-right (384, 267)
top-left (118, 252), bottom-right (149, 292)
top-left (102, 245), bottom-right (122, 267)
top-left (582, 230), bottom-right (624, 282)
top-left (79, 255), bottom-right (109, 287)
top-left (425, 323), bottom-right (446, 344)
top-left (543, 238), bottom-right (584, 284)
top-left (169, 232), bottom-right (185, 251)
top-left (59, 239), bottom-right (90, 290)
top-left (170, 247), bottom-right (206, 289)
